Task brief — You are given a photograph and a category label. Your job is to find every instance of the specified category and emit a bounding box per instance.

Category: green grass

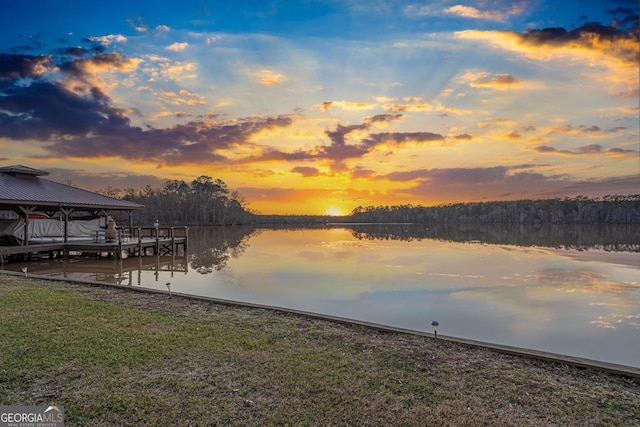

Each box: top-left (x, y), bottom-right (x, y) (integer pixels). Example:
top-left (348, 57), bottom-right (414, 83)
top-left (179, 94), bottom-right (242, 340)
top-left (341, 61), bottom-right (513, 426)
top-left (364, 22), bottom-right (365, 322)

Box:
top-left (1, 275), bottom-right (638, 426)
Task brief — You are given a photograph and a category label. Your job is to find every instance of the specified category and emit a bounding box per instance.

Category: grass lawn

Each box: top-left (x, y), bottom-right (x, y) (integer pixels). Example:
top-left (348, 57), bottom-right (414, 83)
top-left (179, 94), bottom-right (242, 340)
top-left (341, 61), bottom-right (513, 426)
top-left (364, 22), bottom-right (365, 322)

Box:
top-left (1, 274), bottom-right (638, 426)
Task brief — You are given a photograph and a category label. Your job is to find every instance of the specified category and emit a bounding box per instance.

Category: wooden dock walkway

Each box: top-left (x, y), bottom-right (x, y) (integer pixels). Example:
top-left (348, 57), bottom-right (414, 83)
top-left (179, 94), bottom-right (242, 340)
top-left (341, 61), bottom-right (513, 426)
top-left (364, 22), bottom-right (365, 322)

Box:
top-left (0, 226), bottom-right (188, 261)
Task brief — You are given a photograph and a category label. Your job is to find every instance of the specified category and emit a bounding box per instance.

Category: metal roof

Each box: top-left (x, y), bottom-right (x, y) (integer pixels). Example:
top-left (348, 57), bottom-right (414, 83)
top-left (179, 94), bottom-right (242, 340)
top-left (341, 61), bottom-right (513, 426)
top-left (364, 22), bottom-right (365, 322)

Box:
top-left (0, 165), bottom-right (49, 177)
top-left (0, 165), bottom-right (144, 211)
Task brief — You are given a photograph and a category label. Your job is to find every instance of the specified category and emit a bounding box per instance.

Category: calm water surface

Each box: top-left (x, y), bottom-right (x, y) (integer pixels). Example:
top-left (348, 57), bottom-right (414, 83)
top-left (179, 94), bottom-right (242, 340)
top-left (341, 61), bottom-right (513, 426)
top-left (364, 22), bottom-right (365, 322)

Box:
top-left (4, 225), bottom-right (639, 368)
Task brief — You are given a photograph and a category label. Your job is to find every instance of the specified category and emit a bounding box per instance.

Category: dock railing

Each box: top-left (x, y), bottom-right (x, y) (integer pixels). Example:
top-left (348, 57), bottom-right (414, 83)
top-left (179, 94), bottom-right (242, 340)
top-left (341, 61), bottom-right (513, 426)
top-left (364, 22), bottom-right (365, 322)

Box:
top-left (130, 226), bottom-right (189, 240)
top-left (122, 226), bottom-right (189, 257)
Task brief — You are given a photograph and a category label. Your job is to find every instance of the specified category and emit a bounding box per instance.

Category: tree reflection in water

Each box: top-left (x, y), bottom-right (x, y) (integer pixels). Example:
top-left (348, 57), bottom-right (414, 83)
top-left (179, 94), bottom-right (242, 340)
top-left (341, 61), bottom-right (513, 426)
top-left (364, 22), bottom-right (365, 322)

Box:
top-left (347, 223), bottom-right (640, 252)
top-left (188, 225), bottom-right (262, 273)
top-left (3, 223), bottom-right (636, 283)
top-left (187, 223), bottom-right (638, 275)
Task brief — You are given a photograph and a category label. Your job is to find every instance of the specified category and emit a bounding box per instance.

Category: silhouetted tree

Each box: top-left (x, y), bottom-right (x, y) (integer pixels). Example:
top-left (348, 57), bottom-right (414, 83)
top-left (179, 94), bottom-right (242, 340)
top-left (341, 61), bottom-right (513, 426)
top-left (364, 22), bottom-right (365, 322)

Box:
top-left (103, 176), bottom-right (255, 226)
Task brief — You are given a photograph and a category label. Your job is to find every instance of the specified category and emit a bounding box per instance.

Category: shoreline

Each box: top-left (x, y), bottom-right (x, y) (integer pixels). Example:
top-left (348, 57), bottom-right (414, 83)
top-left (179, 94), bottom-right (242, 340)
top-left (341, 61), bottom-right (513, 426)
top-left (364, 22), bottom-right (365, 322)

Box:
top-left (2, 273), bottom-right (639, 426)
top-left (3, 269), bottom-right (639, 379)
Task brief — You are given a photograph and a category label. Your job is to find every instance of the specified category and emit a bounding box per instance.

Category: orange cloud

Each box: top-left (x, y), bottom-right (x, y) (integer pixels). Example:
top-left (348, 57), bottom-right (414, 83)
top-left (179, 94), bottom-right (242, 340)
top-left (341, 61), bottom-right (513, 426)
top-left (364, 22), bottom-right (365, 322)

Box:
top-left (160, 89), bottom-right (206, 106)
top-left (57, 53), bottom-right (142, 97)
top-left (456, 24), bottom-right (639, 96)
top-left (383, 103), bottom-right (432, 112)
top-left (258, 69), bottom-right (285, 86)
top-left (470, 73), bottom-right (528, 90)
top-left (165, 42), bottom-right (189, 52)
top-left (372, 95), bottom-right (396, 103)
top-left (144, 55), bottom-right (198, 82)
top-left (316, 100), bottom-right (377, 111)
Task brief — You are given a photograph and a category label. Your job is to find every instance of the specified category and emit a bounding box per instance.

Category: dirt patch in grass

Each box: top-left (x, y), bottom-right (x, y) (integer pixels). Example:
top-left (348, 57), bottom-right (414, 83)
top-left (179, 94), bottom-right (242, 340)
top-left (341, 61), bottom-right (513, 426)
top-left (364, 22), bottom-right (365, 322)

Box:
top-left (1, 275), bottom-right (639, 426)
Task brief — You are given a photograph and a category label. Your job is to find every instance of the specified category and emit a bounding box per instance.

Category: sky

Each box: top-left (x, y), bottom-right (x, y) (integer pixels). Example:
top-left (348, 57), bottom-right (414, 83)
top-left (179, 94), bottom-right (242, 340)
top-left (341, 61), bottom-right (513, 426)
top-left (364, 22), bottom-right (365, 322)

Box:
top-left (0, 1), bottom-right (638, 215)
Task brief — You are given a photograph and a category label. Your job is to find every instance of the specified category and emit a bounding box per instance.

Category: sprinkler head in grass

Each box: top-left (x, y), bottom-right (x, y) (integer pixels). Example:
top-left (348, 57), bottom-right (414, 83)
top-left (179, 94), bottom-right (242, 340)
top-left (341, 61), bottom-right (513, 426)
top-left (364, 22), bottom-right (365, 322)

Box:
top-left (22, 266), bottom-right (28, 277)
top-left (431, 320), bottom-right (439, 339)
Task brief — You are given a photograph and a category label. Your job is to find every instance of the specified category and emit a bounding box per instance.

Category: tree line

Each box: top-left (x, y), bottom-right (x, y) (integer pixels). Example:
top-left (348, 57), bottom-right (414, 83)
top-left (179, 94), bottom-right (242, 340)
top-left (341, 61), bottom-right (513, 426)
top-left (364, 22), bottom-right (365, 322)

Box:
top-left (349, 195), bottom-right (640, 224)
top-left (102, 177), bottom-right (640, 226)
top-left (101, 176), bottom-right (255, 226)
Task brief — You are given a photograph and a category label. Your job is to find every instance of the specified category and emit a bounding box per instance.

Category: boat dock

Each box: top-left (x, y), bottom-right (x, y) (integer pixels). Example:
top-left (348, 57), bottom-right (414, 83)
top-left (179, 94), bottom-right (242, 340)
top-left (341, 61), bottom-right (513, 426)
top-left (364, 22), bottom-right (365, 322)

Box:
top-left (0, 226), bottom-right (188, 261)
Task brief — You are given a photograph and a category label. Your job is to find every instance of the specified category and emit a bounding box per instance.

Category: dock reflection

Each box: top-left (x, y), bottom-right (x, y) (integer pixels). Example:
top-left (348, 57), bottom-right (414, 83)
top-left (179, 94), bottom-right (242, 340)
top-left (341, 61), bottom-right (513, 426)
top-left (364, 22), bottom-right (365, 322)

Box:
top-left (3, 254), bottom-right (188, 286)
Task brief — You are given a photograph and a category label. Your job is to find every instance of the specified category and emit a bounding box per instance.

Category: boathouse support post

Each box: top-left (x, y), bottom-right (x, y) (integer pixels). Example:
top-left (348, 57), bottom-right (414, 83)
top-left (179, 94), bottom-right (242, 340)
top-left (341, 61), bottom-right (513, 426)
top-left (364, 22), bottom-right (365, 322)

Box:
top-left (127, 211), bottom-right (133, 235)
top-left (17, 206), bottom-right (37, 246)
top-left (117, 234), bottom-right (123, 260)
top-left (60, 207), bottom-right (74, 243)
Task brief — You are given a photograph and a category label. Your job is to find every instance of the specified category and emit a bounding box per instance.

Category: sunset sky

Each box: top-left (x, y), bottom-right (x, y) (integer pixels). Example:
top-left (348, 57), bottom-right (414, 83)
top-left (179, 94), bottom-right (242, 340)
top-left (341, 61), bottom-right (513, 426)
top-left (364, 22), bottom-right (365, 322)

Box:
top-left (0, 1), bottom-right (638, 215)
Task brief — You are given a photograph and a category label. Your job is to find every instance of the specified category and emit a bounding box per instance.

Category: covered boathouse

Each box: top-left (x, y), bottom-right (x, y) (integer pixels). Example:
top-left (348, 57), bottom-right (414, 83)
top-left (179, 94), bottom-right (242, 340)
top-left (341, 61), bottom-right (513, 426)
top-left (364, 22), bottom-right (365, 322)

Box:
top-left (0, 165), bottom-right (186, 261)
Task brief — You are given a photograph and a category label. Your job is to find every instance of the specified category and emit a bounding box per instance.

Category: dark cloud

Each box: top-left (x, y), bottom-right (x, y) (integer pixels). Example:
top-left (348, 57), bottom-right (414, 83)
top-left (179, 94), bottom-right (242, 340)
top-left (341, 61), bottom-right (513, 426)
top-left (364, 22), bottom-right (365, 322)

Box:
top-left (365, 113), bottom-right (404, 124)
top-left (534, 145), bottom-right (557, 153)
top-left (383, 166), bottom-right (513, 184)
top-left (534, 144), bottom-right (603, 155)
top-left (577, 144), bottom-right (604, 154)
top-left (535, 144), bottom-right (638, 157)
top-left (54, 46), bottom-right (89, 57)
top-left (361, 132), bottom-right (444, 148)
top-left (522, 27), bottom-right (572, 44)
top-left (547, 124), bottom-right (626, 135)
top-left (522, 21), bottom-right (637, 46)
top-left (291, 166), bottom-right (320, 177)
top-left (0, 53), bottom-right (51, 79)
top-left (324, 112), bottom-right (404, 146)
top-left (58, 52), bottom-right (128, 81)
top-left (351, 166), bottom-right (375, 179)
top-left (325, 123), bottom-right (366, 146)
top-left (379, 166), bottom-right (570, 202)
top-left (317, 142), bottom-right (369, 167)
top-left (0, 81), bottom-right (129, 140)
top-left (507, 131), bottom-right (521, 139)
top-left (77, 42), bottom-right (108, 54)
top-left (0, 51), bottom-right (294, 166)
top-left (240, 113), bottom-right (443, 170)
top-left (472, 73), bottom-right (519, 87)
top-left (381, 169), bottom-right (431, 182)
top-left (608, 147), bottom-right (638, 155)
top-left (41, 115), bottom-right (294, 166)
top-left (324, 113), bottom-right (437, 155)
top-left (0, 52), bottom-right (133, 142)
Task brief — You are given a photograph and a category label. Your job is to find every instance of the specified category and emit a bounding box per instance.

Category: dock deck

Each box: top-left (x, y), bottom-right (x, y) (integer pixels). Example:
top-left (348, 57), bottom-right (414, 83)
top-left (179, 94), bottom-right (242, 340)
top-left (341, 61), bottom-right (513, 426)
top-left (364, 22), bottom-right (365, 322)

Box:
top-left (0, 226), bottom-right (188, 261)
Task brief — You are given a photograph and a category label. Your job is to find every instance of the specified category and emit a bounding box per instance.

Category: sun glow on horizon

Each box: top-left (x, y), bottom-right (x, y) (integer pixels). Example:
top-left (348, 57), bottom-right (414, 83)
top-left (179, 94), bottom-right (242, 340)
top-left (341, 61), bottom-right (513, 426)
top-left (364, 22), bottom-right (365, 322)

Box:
top-left (324, 206), bottom-right (344, 216)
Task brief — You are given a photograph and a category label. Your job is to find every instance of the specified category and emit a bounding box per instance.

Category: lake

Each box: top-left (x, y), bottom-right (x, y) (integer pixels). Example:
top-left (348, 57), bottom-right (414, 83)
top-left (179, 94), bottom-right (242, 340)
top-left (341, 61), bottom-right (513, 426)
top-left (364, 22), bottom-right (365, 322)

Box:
top-left (3, 224), bottom-right (639, 368)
